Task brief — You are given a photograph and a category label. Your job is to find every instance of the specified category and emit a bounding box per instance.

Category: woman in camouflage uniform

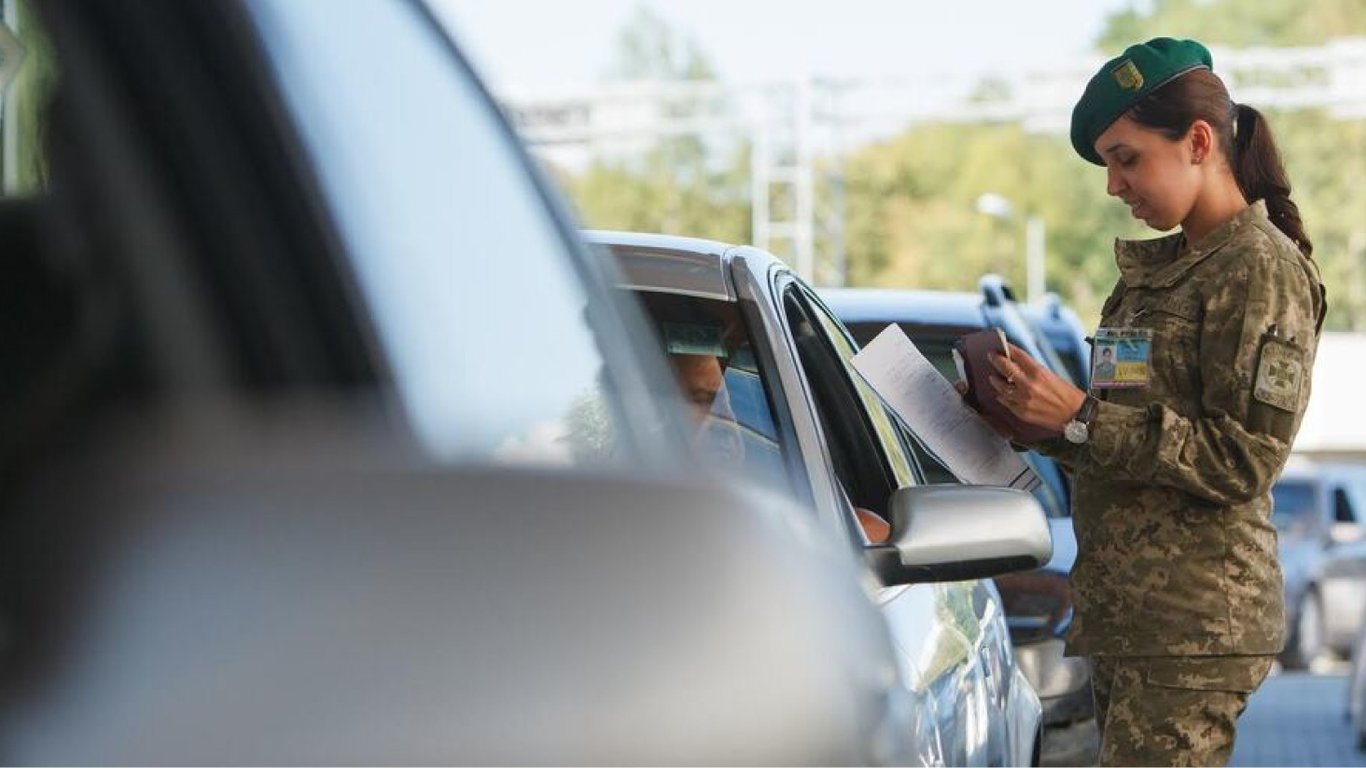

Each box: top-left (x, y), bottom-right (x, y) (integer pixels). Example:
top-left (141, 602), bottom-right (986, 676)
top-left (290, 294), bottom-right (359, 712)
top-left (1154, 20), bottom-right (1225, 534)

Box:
top-left (977, 38), bottom-right (1327, 766)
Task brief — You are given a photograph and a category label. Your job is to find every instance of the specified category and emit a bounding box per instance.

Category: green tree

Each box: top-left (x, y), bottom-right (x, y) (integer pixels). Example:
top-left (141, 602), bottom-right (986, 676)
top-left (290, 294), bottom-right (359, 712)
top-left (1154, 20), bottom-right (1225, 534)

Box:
top-left (1095, 0), bottom-right (1366, 330)
top-left (1098, 0), bottom-right (1366, 51)
top-left (844, 3), bottom-right (1366, 328)
top-left (843, 122), bottom-right (1147, 321)
top-left (557, 5), bottom-right (751, 244)
top-left (602, 5), bottom-right (716, 82)
top-left (8, 0), bottom-right (57, 193)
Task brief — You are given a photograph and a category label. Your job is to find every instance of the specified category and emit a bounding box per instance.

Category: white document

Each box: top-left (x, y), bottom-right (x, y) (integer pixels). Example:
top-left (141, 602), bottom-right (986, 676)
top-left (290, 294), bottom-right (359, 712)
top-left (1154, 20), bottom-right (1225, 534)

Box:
top-left (851, 324), bottom-right (1039, 492)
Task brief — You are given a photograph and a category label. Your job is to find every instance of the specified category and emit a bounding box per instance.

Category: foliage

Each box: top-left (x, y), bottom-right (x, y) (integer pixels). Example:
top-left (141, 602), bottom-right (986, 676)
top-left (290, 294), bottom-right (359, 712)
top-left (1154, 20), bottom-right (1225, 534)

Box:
top-left (9, 0), bottom-right (57, 193)
top-left (1098, 0), bottom-right (1366, 51)
top-left (557, 1), bottom-right (1366, 329)
top-left (1091, 0), bottom-right (1366, 329)
top-left (603, 5), bottom-right (716, 82)
top-left (561, 4), bottom-right (751, 244)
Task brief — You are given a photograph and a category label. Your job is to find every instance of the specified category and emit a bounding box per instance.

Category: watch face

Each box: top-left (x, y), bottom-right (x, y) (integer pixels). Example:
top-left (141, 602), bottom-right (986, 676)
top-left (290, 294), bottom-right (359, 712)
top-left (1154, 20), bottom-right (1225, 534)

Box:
top-left (1065, 421), bottom-right (1089, 444)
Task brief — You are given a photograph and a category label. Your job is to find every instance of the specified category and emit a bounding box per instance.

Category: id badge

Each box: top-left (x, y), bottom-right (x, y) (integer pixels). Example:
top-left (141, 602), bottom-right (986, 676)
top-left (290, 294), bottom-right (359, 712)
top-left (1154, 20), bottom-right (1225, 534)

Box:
top-left (1091, 328), bottom-right (1153, 389)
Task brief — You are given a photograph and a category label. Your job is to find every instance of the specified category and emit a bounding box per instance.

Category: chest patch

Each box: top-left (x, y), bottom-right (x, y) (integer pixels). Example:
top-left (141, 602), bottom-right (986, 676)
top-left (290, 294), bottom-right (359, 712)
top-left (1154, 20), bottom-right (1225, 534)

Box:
top-left (1253, 337), bottom-right (1304, 411)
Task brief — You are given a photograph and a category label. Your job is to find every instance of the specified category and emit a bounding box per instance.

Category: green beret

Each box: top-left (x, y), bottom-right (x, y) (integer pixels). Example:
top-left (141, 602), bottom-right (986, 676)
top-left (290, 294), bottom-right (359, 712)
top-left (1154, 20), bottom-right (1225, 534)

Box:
top-left (1070, 37), bottom-right (1213, 165)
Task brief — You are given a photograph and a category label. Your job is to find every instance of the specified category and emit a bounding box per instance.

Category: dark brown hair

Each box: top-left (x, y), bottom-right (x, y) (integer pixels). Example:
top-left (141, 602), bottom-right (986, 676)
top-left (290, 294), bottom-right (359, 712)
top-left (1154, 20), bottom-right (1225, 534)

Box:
top-left (1127, 69), bottom-right (1312, 257)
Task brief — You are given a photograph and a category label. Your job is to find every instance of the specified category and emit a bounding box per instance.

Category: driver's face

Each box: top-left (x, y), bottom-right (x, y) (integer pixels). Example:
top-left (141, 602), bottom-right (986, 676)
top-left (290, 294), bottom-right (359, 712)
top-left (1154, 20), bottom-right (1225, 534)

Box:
top-left (669, 354), bottom-right (724, 427)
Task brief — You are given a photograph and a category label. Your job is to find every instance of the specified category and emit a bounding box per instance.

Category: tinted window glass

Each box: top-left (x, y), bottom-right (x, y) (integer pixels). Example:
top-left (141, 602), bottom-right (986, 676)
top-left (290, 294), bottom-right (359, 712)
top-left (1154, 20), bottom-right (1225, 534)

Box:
top-left (852, 324), bottom-right (1069, 517)
top-left (632, 291), bottom-right (790, 496)
top-left (783, 289), bottom-right (910, 522)
top-left (248, 0), bottom-right (633, 467)
top-left (1335, 487), bottom-right (1356, 523)
top-left (802, 297), bottom-right (918, 489)
top-left (1272, 481), bottom-right (1317, 533)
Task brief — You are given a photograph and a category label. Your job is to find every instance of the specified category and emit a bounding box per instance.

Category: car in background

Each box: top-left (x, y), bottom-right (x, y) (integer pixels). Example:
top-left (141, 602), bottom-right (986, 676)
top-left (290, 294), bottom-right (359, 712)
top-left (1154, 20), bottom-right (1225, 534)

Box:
top-left (590, 230), bottom-right (1053, 767)
top-left (0, 1), bottom-right (933, 763)
top-left (1273, 459), bottom-right (1366, 669)
top-left (824, 281), bottom-right (1097, 767)
top-left (1022, 292), bottom-right (1093, 390)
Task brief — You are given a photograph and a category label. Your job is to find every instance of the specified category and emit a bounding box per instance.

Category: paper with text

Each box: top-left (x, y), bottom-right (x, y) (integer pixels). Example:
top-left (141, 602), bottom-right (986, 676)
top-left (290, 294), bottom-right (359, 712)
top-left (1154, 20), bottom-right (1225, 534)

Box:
top-left (851, 324), bottom-right (1039, 491)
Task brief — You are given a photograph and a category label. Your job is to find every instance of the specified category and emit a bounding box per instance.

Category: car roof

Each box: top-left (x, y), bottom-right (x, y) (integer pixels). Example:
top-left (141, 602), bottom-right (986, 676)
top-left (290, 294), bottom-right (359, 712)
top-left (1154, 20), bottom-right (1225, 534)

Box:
top-left (1277, 456), bottom-right (1366, 485)
top-left (820, 287), bottom-right (987, 331)
top-left (584, 230), bottom-right (783, 301)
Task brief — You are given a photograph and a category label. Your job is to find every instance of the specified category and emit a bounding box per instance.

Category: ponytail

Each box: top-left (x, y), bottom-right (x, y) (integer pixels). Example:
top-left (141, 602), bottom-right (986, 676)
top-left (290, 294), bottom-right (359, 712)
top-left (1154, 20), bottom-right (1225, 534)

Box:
top-left (1128, 70), bottom-right (1313, 258)
top-left (1231, 103), bottom-right (1312, 257)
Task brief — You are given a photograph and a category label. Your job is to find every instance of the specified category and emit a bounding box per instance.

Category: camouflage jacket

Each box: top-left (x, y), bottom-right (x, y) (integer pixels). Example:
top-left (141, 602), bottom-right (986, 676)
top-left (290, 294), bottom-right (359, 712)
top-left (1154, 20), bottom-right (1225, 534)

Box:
top-left (1036, 200), bottom-right (1327, 657)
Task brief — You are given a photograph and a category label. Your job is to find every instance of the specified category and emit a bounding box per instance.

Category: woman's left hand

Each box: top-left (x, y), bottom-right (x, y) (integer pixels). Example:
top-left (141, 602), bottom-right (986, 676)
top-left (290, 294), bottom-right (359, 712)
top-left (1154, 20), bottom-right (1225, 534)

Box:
top-left (987, 343), bottom-right (1089, 434)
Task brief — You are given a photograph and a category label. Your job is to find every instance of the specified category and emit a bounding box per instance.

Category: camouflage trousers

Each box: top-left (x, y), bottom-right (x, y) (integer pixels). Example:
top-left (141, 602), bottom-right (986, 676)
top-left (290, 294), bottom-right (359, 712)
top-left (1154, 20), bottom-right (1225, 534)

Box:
top-left (1089, 655), bottom-right (1274, 767)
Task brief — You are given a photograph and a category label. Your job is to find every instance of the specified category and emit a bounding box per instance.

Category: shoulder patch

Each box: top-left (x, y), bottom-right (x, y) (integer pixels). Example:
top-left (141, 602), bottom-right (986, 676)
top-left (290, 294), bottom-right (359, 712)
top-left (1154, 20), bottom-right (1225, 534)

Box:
top-left (1253, 337), bottom-right (1304, 412)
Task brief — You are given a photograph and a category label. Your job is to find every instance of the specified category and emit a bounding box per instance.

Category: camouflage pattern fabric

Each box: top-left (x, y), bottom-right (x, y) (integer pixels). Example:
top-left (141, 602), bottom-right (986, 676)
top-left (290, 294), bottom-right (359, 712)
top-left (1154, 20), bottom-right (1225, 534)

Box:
top-left (1037, 200), bottom-right (1327, 656)
top-left (1090, 655), bottom-right (1273, 766)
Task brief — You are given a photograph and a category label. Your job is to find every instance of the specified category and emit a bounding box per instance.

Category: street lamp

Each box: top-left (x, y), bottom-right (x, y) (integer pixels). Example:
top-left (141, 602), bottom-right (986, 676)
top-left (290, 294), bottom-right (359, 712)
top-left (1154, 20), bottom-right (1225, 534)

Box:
top-left (975, 193), bottom-right (1046, 303)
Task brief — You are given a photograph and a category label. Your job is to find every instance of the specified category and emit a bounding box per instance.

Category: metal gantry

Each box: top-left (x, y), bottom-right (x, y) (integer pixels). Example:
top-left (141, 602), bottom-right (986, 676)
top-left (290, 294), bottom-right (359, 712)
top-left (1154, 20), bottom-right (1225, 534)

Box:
top-left (502, 38), bottom-right (1366, 285)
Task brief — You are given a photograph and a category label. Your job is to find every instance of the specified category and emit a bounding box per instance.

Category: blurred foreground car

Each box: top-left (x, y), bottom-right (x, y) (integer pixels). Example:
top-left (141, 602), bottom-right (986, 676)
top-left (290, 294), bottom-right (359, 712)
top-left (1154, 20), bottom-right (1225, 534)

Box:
top-left (590, 231), bottom-right (1052, 767)
top-left (0, 1), bottom-right (934, 763)
top-left (823, 284), bottom-right (1096, 767)
top-left (1274, 459), bottom-right (1366, 669)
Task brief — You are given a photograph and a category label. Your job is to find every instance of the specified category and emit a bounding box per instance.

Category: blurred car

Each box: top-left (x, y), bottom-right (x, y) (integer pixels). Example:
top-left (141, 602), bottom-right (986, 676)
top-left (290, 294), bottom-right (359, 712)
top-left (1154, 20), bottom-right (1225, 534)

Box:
top-left (1022, 292), bottom-right (1093, 390)
top-left (0, 0), bottom-right (947, 763)
top-left (1274, 458), bottom-right (1366, 669)
top-left (823, 281), bottom-right (1097, 767)
top-left (590, 230), bottom-right (1053, 767)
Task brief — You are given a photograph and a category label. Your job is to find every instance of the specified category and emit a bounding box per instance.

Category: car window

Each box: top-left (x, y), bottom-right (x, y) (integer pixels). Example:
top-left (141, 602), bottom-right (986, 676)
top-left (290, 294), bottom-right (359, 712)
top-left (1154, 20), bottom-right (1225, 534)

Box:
top-left (783, 286), bottom-right (917, 522)
top-left (246, 0), bottom-right (639, 468)
top-left (1272, 481), bottom-right (1318, 534)
top-left (804, 291), bottom-right (920, 488)
top-left (846, 324), bottom-right (1069, 517)
top-left (629, 290), bottom-right (791, 497)
top-left (1335, 486), bottom-right (1357, 524)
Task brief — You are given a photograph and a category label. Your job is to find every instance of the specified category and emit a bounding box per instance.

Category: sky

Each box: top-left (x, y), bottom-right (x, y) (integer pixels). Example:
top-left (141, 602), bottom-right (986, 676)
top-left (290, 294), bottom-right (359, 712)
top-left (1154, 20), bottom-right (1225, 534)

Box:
top-left (433, 0), bottom-right (1142, 93)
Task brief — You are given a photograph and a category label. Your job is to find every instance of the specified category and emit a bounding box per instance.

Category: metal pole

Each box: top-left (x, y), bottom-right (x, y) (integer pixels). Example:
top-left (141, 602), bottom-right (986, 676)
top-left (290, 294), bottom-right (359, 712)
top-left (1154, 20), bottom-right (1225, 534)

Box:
top-left (750, 100), bottom-right (770, 253)
top-left (795, 77), bottom-right (814, 280)
top-left (2, 0), bottom-right (17, 194)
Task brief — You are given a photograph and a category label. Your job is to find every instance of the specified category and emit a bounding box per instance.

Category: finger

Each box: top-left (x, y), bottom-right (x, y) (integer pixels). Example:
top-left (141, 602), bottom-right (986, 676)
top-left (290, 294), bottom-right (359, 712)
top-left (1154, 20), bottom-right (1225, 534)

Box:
top-left (953, 380), bottom-right (969, 395)
top-left (988, 351), bottom-right (1019, 382)
top-left (1006, 343), bottom-right (1039, 373)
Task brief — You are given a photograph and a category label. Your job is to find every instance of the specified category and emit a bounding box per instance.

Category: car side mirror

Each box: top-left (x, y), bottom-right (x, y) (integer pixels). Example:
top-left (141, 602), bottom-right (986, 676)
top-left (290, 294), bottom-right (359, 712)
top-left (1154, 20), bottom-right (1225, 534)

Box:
top-left (864, 485), bottom-right (1052, 586)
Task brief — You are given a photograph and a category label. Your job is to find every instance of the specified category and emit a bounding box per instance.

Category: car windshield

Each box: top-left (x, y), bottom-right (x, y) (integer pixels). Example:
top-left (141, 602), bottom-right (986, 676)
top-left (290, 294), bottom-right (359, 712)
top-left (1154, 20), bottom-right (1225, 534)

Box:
top-left (246, 0), bottom-right (655, 469)
top-left (1030, 320), bottom-right (1089, 385)
top-left (629, 291), bottom-right (792, 497)
top-left (1272, 480), bottom-right (1317, 532)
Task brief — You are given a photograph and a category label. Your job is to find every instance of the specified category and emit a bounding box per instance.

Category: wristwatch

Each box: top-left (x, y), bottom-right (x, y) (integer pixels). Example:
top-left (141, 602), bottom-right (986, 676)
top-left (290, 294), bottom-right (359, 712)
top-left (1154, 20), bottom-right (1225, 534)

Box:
top-left (1063, 395), bottom-right (1100, 445)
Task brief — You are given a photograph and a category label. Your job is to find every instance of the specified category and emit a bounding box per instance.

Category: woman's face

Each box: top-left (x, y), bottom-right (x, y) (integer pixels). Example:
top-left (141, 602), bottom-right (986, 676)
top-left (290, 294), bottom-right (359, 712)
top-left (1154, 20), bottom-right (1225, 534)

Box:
top-left (1093, 115), bottom-right (1201, 232)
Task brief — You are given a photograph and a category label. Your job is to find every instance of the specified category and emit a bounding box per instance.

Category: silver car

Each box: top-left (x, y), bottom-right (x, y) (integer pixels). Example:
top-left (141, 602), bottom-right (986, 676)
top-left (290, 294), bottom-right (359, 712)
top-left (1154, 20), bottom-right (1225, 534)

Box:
top-left (591, 231), bottom-right (1051, 767)
top-left (1274, 458), bottom-right (1366, 669)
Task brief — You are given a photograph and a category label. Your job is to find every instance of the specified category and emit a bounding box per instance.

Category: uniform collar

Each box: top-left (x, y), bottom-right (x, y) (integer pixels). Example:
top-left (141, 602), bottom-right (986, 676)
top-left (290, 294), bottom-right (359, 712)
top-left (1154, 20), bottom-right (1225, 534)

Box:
top-left (1114, 200), bottom-right (1269, 288)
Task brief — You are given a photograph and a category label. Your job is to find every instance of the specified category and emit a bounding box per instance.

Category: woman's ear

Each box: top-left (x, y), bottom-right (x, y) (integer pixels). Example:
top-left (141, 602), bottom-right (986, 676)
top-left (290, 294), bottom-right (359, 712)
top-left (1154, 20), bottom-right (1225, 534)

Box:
top-left (1187, 119), bottom-right (1214, 164)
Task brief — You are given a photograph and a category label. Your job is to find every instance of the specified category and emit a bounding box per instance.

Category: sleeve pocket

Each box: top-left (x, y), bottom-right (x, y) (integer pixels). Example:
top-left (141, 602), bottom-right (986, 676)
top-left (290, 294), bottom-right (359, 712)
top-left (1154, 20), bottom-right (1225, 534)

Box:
top-left (1144, 656), bottom-right (1273, 693)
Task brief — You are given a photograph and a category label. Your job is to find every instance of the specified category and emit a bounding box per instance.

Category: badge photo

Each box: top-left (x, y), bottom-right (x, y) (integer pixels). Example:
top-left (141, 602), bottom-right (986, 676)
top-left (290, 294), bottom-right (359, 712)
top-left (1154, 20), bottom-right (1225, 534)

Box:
top-left (1090, 328), bottom-right (1153, 389)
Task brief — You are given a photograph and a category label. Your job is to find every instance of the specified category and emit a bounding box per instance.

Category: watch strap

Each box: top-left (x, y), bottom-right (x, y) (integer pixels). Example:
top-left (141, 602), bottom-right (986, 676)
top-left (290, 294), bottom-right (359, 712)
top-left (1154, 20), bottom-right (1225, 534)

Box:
top-left (1075, 394), bottom-right (1099, 427)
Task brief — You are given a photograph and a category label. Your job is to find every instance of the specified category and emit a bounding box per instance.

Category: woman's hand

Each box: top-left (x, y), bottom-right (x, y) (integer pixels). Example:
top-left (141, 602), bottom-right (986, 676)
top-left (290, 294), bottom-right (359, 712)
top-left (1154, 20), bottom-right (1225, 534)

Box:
top-left (985, 343), bottom-right (1089, 435)
top-left (953, 378), bottom-right (1025, 442)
